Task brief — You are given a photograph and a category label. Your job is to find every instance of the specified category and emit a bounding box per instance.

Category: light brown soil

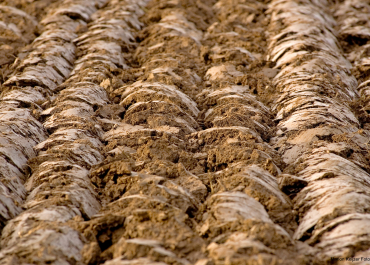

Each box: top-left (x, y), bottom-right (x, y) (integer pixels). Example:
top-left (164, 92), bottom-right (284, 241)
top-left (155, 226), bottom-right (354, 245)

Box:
top-left (0, 0), bottom-right (369, 264)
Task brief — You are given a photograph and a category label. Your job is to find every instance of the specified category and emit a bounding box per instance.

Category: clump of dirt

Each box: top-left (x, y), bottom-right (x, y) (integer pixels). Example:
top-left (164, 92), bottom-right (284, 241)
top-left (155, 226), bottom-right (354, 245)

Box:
top-left (205, 144), bottom-right (281, 175)
top-left (72, 214), bottom-right (126, 264)
top-left (90, 153), bottom-right (134, 203)
top-left (187, 127), bottom-right (284, 175)
top-left (91, 137), bottom-right (208, 203)
top-left (123, 101), bottom-right (200, 136)
top-left (199, 217), bottom-right (293, 249)
top-left (195, 211), bottom-right (303, 265)
top-left (77, 199), bottom-right (206, 263)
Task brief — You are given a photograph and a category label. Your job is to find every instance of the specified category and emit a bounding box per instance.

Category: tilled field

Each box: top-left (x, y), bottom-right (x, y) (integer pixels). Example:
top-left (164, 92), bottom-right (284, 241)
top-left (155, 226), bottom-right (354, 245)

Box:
top-left (0, 0), bottom-right (370, 264)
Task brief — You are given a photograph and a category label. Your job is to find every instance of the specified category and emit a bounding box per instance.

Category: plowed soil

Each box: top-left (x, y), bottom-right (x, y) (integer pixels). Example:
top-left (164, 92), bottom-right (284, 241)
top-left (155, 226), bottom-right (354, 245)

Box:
top-left (0, 0), bottom-right (370, 264)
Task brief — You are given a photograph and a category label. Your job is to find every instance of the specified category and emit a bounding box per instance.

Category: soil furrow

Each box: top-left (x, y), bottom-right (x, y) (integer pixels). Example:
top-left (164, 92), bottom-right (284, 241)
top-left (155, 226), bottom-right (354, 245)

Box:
top-left (0, 0), bottom-right (129, 263)
top-left (188, 0), bottom-right (306, 264)
top-left (268, 0), bottom-right (370, 262)
top-left (80, 1), bottom-right (216, 264)
top-left (0, 0), bottom-right (107, 233)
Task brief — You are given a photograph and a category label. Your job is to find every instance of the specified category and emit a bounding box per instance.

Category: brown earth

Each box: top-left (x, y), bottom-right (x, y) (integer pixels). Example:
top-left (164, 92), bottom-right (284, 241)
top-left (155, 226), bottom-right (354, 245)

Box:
top-left (0, 0), bottom-right (368, 264)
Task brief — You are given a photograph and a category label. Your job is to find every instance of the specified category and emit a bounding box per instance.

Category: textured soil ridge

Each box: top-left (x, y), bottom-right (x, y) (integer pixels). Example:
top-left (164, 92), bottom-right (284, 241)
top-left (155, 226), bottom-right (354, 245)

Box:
top-left (0, 0), bottom-right (370, 264)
